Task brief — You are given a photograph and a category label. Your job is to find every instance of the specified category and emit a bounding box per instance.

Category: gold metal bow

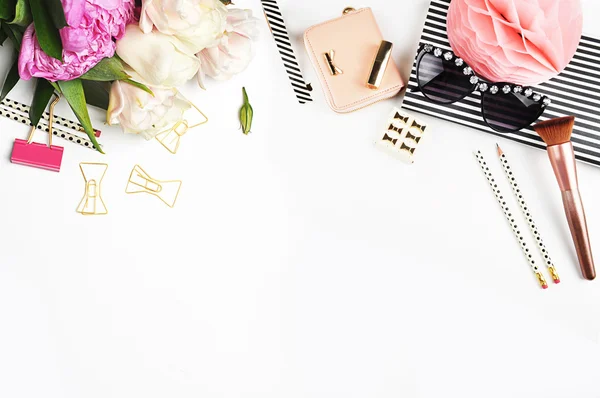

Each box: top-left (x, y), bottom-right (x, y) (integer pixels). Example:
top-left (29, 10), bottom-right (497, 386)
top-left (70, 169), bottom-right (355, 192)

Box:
top-left (324, 50), bottom-right (343, 76)
top-left (125, 165), bottom-right (182, 208)
top-left (154, 95), bottom-right (208, 154)
top-left (77, 163), bottom-right (108, 215)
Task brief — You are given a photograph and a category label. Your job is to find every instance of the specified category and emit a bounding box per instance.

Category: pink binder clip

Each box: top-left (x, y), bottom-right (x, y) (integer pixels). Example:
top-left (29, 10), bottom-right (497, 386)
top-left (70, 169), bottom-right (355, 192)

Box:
top-left (11, 95), bottom-right (64, 172)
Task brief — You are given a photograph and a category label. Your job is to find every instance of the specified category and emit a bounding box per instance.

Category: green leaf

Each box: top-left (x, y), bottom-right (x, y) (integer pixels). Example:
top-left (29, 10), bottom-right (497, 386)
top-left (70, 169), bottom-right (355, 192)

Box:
top-left (29, 0), bottom-right (62, 60)
top-left (58, 79), bottom-right (104, 153)
top-left (10, 0), bottom-right (32, 26)
top-left (239, 87), bottom-right (253, 135)
top-left (3, 23), bottom-right (23, 48)
top-left (0, 0), bottom-right (17, 20)
top-left (219, 0), bottom-right (232, 4)
top-left (123, 79), bottom-right (154, 96)
top-left (0, 26), bottom-right (7, 46)
top-left (0, 54), bottom-right (20, 101)
top-left (82, 80), bottom-right (110, 110)
top-left (29, 78), bottom-right (55, 126)
top-left (47, 0), bottom-right (66, 28)
top-left (80, 56), bottom-right (130, 81)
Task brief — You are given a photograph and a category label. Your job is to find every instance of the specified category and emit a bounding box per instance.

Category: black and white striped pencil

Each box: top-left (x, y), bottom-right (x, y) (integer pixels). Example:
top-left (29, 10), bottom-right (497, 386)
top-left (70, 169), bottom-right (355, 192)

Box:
top-left (260, 0), bottom-right (313, 104)
top-left (496, 145), bottom-right (560, 284)
top-left (1, 98), bottom-right (101, 137)
top-left (474, 150), bottom-right (548, 289)
top-left (0, 105), bottom-right (100, 151)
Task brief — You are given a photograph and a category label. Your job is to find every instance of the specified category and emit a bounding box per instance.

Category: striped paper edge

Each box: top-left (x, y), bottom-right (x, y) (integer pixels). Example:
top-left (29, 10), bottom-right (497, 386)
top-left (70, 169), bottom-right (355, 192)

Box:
top-left (261, 0), bottom-right (313, 104)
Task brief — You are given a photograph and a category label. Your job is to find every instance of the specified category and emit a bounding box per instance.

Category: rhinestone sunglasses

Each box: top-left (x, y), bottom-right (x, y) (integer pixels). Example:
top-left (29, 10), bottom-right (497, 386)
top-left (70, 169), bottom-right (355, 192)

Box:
top-left (412, 44), bottom-right (551, 133)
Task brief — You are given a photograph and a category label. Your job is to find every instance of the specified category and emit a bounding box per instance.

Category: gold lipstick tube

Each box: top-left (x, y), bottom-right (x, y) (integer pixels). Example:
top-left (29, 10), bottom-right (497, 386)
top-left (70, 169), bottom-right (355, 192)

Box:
top-left (367, 40), bottom-right (393, 90)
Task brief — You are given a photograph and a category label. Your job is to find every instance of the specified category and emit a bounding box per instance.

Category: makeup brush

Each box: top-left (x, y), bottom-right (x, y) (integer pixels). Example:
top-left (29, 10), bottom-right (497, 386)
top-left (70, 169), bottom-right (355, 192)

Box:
top-left (534, 116), bottom-right (596, 281)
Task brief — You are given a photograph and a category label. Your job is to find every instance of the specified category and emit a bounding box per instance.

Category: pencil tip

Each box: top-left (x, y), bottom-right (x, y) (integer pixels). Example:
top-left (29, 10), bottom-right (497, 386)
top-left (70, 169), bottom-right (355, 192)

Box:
top-left (496, 144), bottom-right (503, 157)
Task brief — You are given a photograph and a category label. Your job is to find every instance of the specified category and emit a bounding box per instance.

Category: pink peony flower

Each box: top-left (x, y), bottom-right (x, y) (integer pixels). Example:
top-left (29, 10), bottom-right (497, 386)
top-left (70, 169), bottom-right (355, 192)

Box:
top-left (19, 0), bottom-right (135, 82)
top-left (447, 0), bottom-right (583, 86)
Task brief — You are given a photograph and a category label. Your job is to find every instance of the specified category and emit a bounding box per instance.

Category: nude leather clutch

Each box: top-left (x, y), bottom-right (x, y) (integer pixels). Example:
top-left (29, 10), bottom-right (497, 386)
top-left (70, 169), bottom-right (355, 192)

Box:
top-left (303, 8), bottom-right (404, 113)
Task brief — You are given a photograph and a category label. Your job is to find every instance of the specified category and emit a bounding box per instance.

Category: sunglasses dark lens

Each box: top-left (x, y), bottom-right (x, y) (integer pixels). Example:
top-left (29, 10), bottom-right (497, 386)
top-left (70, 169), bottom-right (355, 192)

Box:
top-left (481, 90), bottom-right (544, 133)
top-left (417, 51), bottom-right (475, 104)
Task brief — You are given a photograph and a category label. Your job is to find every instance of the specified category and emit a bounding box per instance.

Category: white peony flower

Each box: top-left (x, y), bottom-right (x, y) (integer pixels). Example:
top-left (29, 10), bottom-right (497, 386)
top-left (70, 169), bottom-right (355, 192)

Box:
top-left (107, 80), bottom-right (191, 140)
top-left (140, 0), bottom-right (228, 54)
top-left (116, 25), bottom-right (201, 87)
top-left (196, 8), bottom-right (258, 89)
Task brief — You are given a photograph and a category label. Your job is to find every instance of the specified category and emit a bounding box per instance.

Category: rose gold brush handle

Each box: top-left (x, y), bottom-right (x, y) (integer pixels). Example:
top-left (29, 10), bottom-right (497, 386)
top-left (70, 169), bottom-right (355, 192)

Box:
top-left (548, 142), bottom-right (596, 281)
top-left (561, 190), bottom-right (596, 280)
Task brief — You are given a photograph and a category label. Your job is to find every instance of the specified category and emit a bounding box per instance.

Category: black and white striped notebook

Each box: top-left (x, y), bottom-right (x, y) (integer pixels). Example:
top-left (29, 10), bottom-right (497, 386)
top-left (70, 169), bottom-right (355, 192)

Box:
top-left (403, 0), bottom-right (600, 167)
top-left (261, 0), bottom-right (313, 104)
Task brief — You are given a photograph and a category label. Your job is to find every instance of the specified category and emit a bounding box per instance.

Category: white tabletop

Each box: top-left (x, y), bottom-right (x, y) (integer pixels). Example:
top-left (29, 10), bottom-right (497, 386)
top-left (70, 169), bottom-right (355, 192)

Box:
top-left (1, 1), bottom-right (599, 397)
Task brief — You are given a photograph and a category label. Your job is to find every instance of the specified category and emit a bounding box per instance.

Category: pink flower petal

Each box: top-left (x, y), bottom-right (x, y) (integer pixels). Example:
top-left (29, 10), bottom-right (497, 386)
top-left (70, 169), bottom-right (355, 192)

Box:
top-left (18, 0), bottom-right (134, 81)
top-left (447, 0), bottom-right (583, 85)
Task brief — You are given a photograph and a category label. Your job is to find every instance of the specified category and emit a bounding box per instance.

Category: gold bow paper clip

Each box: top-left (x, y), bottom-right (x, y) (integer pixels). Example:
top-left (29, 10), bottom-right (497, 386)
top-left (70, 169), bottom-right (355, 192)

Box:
top-left (324, 50), bottom-right (343, 76)
top-left (154, 96), bottom-right (208, 154)
top-left (77, 163), bottom-right (108, 215)
top-left (125, 165), bottom-right (182, 208)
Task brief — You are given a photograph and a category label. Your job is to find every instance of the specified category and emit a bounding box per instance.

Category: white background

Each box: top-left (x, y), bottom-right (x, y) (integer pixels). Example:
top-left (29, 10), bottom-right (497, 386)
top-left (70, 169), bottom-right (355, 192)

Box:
top-left (1, 0), bottom-right (600, 397)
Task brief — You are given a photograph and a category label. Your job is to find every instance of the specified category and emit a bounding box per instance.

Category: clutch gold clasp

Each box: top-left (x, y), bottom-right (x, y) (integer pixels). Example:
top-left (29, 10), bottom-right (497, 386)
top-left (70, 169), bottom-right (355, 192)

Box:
top-left (324, 50), bottom-right (343, 76)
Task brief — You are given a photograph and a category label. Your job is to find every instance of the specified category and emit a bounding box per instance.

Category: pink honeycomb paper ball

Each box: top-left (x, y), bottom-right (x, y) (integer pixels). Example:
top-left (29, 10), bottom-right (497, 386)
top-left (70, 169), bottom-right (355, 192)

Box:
top-left (447, 0), bottom-right (583, 86)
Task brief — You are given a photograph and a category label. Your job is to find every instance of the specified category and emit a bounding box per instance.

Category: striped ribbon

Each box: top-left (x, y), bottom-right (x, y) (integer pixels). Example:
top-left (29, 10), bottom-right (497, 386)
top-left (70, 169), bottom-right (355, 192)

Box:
top-left (403, 0), bottom-right (600, 167)
top-left (261, 0), bottom-right (313, 104)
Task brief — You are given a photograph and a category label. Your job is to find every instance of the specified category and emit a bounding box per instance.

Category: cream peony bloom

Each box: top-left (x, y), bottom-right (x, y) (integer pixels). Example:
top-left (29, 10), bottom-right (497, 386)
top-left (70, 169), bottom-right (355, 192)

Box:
top-left (116, 25), bottom-right (200, 87)
top-left (140, 0), bottom-right (227, 54)
top-left (107, 80), bottom-right (191, 140)
top-left (196, 8), bottom-right (258, 89)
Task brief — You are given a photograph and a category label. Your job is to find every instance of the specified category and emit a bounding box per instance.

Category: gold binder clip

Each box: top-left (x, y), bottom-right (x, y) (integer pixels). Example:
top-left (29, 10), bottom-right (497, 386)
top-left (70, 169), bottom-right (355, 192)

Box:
top-left (125, 165), bottom-right (182, 208)
top-left (154, 95), bottom-right (208, 154)
top-left (77, 163), bottom-right (108, 215)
